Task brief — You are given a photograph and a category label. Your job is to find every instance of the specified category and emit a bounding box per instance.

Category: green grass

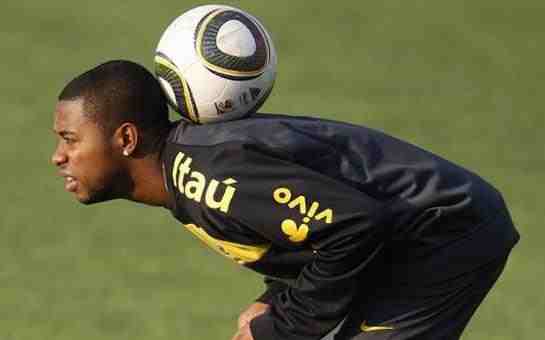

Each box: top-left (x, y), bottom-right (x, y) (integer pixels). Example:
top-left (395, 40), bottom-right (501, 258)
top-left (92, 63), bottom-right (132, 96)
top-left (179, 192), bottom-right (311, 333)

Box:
top-left (1, 0), bottom-right (543, 339)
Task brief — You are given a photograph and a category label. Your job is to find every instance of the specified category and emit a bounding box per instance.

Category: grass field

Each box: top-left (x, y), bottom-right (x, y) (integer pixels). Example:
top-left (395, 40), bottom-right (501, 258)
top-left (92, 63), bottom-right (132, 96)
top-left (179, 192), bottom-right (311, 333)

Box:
top-left (1, 0), bottom-right (543, 339)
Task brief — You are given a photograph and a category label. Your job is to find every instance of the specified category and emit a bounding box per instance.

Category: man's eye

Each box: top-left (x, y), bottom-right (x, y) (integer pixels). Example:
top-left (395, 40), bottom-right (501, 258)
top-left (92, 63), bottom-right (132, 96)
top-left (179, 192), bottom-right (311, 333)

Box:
top-left (64, 137), bottom-right (76, 144)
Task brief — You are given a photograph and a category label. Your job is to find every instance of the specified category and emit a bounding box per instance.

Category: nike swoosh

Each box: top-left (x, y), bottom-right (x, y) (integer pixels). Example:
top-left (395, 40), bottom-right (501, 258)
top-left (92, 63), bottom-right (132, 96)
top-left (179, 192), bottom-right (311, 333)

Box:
top-left (360, 320), bottom-right (394, 332)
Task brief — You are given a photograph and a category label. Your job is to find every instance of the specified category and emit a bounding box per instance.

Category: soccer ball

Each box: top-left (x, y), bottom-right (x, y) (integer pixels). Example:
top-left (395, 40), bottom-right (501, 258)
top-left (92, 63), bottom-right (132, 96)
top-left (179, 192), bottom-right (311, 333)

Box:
top-left (154, 5), bottom-right (277, 124)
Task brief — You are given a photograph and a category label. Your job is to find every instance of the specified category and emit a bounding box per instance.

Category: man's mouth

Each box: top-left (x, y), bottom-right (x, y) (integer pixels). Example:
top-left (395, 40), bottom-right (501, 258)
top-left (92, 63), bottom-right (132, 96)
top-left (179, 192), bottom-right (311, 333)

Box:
top-left (61, 174), bottom-right (78, 193)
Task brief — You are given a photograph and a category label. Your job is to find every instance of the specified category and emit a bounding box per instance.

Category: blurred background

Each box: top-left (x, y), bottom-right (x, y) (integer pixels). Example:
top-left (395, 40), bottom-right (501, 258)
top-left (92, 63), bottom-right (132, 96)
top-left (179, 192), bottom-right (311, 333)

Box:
top-left (1, 0), bottom-right (543, 339)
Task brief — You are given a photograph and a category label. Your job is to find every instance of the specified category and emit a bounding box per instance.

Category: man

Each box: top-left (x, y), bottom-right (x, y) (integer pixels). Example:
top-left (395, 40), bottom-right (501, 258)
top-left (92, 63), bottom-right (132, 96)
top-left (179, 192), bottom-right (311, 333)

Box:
top-left (52, 60), bottom-right (519, 340)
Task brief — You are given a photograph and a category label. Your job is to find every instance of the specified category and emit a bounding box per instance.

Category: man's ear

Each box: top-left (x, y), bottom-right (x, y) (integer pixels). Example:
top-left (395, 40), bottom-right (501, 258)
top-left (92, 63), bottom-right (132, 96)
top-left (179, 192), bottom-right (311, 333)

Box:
top-left (113, 122), bottom-right (139, 157)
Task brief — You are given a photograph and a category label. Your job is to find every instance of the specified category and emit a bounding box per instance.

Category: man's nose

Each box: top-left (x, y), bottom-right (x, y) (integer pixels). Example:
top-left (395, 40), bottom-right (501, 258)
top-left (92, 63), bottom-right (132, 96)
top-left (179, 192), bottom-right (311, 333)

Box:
top-left (51, 146), bottom-right (67, 166)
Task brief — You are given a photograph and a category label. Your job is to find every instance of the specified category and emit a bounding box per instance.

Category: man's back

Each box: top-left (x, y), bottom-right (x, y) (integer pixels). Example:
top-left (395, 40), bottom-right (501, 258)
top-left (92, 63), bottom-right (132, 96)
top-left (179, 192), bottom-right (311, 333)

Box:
top-left (161, 113), bottom-right (518, 339)
top-left (164, 112), bottom-right (514, 249)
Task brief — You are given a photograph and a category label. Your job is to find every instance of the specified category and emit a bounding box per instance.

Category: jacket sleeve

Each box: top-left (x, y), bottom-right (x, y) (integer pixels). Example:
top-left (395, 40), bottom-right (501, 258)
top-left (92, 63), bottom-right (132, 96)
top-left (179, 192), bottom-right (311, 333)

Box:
top-left (216, 144), bottom-right (388, 340)
top-left (255, 277), bottom-right (291, 304)
top-left (249, 231), bottom-right (384, 340)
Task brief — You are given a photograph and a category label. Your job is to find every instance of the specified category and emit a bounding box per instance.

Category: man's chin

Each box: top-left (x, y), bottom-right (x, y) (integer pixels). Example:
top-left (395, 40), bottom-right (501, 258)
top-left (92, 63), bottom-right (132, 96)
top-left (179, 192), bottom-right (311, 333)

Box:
top-left (76, 195), bottom-right (99, 205)
top-left (78, 197), bottom-right (100, 205)
top-left (75, 191), bottom-right (115, 205)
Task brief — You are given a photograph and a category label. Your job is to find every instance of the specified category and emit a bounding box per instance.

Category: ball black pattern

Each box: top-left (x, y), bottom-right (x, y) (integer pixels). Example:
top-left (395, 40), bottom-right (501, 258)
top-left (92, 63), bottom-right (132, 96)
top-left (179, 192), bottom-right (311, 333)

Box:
top-left (154, 52), bottom-right (199, 122)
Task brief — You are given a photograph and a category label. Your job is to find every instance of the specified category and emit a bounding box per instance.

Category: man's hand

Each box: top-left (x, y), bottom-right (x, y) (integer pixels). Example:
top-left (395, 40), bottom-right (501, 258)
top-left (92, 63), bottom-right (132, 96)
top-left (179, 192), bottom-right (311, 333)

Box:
top-left (237, 302), bottom-right (270, 329)
top-left (231, 323), bottom-right (255, 340)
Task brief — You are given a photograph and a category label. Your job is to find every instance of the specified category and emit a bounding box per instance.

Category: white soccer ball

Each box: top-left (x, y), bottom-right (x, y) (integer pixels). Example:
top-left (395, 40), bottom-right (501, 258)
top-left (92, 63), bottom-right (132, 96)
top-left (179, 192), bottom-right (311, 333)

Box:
top-left (154, 5), bottom-right (277, 124)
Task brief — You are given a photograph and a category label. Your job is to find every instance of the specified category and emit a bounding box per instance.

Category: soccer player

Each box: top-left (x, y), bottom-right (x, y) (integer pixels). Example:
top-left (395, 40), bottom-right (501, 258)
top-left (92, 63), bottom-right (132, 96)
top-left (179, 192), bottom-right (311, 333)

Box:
top-left (52, 60), bottom-right (519, 340)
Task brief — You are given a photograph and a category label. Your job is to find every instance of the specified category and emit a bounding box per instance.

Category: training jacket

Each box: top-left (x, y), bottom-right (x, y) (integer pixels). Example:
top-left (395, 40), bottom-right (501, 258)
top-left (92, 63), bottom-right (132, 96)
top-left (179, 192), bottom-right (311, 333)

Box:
top-left (161, 113), bottom-right (519, 340)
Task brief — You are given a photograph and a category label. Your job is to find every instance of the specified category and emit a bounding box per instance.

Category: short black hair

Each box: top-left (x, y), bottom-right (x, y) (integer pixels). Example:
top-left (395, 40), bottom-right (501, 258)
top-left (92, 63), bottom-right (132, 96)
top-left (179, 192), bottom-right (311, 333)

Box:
top-left (59, 60), bottom-right (170, 138)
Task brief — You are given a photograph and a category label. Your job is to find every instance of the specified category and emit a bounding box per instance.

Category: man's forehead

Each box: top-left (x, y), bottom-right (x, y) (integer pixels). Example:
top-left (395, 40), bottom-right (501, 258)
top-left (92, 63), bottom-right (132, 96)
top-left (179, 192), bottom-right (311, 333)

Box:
top-left (53, 98), bottom-right (87, 132)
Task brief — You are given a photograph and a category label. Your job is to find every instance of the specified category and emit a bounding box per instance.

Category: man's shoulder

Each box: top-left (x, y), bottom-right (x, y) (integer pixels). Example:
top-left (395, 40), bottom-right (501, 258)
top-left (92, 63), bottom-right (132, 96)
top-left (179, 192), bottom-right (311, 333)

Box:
top-left (166, 113), bottom-right (294, 146)
top-left (165, 113), bottom-right (372, 148)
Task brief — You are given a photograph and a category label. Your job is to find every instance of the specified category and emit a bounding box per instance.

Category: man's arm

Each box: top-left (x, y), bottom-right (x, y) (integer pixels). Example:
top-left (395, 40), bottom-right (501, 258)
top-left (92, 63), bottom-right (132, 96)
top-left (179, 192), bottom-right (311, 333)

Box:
top-left (238, 302), bottom-right (269, 330)
top-left (237, 277), bottom-right (289, 330)
top-left (255, 276), bottom-right (291, 304)
top-left (232, 323), bottom-right (255, 340)
top-left (249, 234), bottom-right (384, 340)
top-left (219, 148), bottom-right (387, 340)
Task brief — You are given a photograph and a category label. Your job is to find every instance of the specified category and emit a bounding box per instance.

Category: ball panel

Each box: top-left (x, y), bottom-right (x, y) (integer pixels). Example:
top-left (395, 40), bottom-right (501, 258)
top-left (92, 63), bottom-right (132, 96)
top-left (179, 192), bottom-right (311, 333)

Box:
top-left (247, 79), bottom-right (274, 115)
top-left (217, 20), bottom-right (256, 57)
top-left (157, 78), bottom-right (177, 108)
top-left (183, 61), bottom-right (231, 123)
top-left (156, 24), bottom-right (198, 72)
top-left (156, 5), bottom-right (225, 72)
top-left (195, 9), bottom-right (269, 79)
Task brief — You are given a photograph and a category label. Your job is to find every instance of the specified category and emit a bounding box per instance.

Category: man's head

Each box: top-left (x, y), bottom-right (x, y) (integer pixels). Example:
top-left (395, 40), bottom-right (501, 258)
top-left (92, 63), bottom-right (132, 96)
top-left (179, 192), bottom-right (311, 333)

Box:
top-left (52, 60), bottom-right (170, 204)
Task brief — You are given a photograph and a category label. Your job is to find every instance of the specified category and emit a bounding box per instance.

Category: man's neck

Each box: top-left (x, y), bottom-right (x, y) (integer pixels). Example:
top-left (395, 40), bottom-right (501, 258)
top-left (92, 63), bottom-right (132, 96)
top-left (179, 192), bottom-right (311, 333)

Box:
top-left (126, 152), bottom-right (173, 209)
top-left (124, 124), bottom-right (175, 209)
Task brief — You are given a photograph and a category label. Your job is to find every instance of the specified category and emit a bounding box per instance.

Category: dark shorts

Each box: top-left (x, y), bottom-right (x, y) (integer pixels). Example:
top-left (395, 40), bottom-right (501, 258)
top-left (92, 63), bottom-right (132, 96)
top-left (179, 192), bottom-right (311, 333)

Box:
top-left (332, 253), bottom-right (510, 340)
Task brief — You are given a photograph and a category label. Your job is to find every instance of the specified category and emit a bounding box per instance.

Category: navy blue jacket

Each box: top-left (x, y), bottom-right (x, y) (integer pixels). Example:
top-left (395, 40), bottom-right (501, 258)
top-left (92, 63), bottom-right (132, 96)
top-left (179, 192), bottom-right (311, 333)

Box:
top-left (161, 114), bottom-right (519, 340)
